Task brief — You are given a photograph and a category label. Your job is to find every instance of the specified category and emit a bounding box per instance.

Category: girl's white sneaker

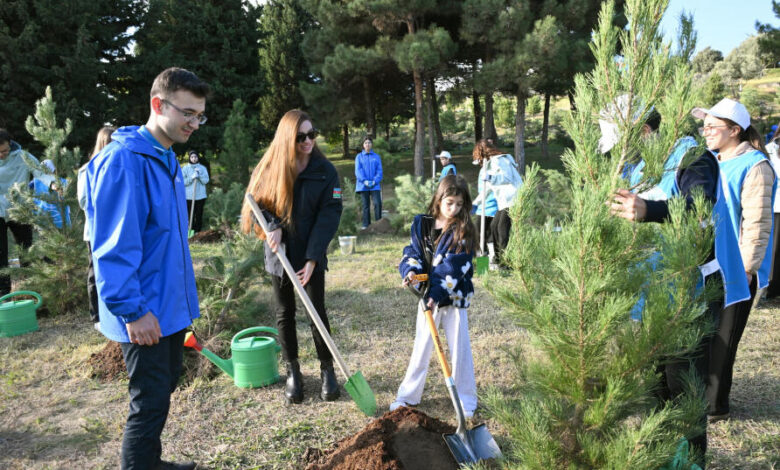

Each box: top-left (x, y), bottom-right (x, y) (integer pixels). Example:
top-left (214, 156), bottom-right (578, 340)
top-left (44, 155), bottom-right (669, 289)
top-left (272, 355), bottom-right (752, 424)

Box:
top-left (389, 401), bottom-right (408, 411)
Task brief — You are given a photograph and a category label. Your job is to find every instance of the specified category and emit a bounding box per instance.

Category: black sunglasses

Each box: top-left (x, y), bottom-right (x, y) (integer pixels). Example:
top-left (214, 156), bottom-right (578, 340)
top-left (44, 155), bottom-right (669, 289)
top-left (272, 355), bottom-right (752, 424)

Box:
top-left (296, 129), bottom-right (319, 143)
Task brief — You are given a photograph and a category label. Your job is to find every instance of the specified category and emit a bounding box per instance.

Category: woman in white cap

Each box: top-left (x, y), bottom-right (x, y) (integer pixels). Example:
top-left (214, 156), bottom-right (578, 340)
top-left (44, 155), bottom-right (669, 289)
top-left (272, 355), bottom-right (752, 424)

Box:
top-left (692, 97), bottom-right (776, 422)
top-left (438, 150), bottom-right (456, 180)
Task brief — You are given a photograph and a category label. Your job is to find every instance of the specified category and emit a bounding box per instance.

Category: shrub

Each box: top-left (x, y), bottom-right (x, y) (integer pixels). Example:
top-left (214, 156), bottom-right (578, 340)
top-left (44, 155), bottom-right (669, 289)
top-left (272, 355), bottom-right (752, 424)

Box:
top-left (193, 233), bottom-right (266, 338)
top-left (336, 177), bottom-right (362, 237)
top-left (5, 87), bottom-right (87, 315)
top-left (204, 182), bottom-right (245, 235)
top-left (393, 174), bottom-right (436, 227)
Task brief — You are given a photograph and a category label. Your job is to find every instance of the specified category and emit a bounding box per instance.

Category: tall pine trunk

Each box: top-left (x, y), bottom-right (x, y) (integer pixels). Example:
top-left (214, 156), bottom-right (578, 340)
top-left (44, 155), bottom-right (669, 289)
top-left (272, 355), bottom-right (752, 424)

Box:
top-left (430, 77), bottom-right (444, 153)
top-left (425, 79), bottom-right (437, 178)
top-left (484, 92), bottom-right (498, 143)
top-left (541, 92), bottom-right (551, 158)
top-left (342, 124), bottom-right (349, 159)
top-left (413, 69), bottom-right (426, 177)
top-left (472, 90), bottom-right (483, 142)
top-left (363, 77), bottom-right (376, 137)
top-left (514, 92), bottom-right (526, 175)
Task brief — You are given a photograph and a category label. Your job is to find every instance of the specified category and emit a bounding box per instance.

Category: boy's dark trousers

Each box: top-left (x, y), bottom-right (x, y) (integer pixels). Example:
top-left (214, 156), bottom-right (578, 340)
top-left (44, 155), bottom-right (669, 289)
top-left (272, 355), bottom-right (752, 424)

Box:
top-left (490, 209), bottom-right (512, 265)
top-left (120, 329), bottom-right (186, 470)
top-left (0, 217), bottom-right (33, 295)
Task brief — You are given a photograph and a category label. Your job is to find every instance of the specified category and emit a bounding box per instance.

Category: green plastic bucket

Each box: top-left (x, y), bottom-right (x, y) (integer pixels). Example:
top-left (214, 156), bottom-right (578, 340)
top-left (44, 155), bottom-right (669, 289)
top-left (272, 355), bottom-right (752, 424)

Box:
top-left (230, 326), bottom-right (281, 388)
top-left (0, 291), bottom-right (42, 338)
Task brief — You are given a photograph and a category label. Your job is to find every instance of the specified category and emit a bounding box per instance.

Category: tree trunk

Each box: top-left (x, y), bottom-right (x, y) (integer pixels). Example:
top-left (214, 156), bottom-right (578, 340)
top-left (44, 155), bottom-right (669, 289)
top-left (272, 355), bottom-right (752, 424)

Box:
top-left (430, 78), bottom-right (444, 153)
top-left (484, 92), bottom-right (498, 143)
top-left (515, 92), bottom-right (526, 176)
top-left (385, 121), bottom-right (390, 141)
top-left (472, 90), bottom-right (483, 142)
top-left (413, 69), bottom-right (426, 177)
top-left (363, 77), bottom-right (376, 137)
top-left (541, 92), bottom-right (551, 159)
top-left (342, 123), bottom-right (350, 159)
top-left (425, 79), bottom-right (437, 179)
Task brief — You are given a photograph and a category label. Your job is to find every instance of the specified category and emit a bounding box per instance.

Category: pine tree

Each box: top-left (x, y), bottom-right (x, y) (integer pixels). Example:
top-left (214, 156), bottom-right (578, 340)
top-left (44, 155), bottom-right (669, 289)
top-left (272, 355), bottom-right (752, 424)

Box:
top-left (258, 0), bottom-right (312, 131)
top-left (486, 0), bottom-right (711, 467)
top-left (121, 0), bottom-right (263, 150)
top-left (6, 87), bottom-right (87, 315)
top-left (0, 0), bottom-right (142, 153)
top-left (219, 99), bottom-right (256, 189)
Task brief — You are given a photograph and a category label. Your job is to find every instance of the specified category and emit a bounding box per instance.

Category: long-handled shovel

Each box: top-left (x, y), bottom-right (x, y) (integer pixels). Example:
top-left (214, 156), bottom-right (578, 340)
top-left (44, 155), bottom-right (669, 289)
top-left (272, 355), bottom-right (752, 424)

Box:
top-left (475, 161), bottom-right (489, 276)
top-left (245, 193), bottom-right (377, 417)
top-left (188, 178), bottom-right (198, 238)
top-left (407, 274), bottom-right (502, 464)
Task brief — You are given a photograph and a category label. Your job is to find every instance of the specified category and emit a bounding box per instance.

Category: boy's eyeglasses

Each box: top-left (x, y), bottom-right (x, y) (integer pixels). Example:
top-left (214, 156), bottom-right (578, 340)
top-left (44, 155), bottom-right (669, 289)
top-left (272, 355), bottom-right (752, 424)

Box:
top-left (163, 99), bottom-right (208, 125)
top-left (296, 130), bottom-right (319, 143)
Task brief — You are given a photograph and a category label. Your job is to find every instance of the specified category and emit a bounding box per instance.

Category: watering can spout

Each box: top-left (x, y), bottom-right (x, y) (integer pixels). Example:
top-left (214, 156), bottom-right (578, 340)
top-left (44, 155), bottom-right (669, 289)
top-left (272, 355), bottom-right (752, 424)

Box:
top-left (183, 332), bottom-right (235, 379)
top-left (201, 348), bottom-right (235, 379)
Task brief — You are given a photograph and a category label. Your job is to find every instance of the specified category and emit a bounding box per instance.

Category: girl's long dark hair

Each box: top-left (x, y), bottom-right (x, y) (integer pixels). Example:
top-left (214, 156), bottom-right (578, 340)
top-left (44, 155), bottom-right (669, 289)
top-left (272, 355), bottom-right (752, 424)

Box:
top-left (427, 175), bottom-right (477, 254)
top-left (721, 118), bottom-right (769, 157)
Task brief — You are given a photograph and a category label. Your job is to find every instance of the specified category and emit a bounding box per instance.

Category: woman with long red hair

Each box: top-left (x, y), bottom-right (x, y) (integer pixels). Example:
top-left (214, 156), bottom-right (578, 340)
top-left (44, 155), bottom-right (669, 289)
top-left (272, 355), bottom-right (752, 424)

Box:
top-left (241, 110), bottom-right (343, 404)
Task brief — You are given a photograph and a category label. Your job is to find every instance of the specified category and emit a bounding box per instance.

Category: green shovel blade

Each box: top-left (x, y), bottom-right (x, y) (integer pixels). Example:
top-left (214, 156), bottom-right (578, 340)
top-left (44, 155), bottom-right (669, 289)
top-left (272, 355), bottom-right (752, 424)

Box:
top-left (188, 229), bottom-right (195, 239)
top-left (344, 370), bottom-right (376, 416)
top-left (475, 256), bottom-right (489, 276)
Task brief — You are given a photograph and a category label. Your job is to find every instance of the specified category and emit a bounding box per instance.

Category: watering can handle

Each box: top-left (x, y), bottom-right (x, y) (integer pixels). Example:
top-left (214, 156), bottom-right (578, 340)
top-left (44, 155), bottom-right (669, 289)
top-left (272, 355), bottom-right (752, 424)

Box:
top-left (232, 326), bottom-right (279, 348)
top-left (0, 290), bottom-right (42, 307)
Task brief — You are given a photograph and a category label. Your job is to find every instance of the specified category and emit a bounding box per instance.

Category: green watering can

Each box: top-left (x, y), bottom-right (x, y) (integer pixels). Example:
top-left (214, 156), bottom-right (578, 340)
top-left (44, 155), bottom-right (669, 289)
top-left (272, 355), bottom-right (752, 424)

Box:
top-left (184, 327), bottom-right (281, 388)
top-left (0, 290), bottom-right (42, 338)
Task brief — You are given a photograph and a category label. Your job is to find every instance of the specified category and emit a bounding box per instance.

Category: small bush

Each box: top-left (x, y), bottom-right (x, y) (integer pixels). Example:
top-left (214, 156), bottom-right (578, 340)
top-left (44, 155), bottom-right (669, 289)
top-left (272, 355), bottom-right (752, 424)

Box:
top-left (394, 174), bottom-right (436, 227)
top-left (527, 95), bottom-right (543, 115)
top-left (204, 182), bottom-right (245, 234)
top-left (336, 177), bottom-right (362, 237)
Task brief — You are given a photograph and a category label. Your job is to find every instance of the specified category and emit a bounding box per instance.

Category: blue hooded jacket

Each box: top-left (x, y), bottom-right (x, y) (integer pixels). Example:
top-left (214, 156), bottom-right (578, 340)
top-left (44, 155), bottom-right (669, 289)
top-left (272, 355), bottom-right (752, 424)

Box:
top-left (355, 150), bottom-right (383, 192)
top-left (84, 126), bottom-right (200, 342)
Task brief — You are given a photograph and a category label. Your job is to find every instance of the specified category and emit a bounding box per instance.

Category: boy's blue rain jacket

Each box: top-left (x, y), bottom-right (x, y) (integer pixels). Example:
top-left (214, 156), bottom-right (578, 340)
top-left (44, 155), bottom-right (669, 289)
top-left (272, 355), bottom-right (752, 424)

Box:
top-left (399, 214), bottom-right (475, 308)
top-left (355, 150), bottom-right (383, 192)
top-left (85, 126), bottom-right (200, 343)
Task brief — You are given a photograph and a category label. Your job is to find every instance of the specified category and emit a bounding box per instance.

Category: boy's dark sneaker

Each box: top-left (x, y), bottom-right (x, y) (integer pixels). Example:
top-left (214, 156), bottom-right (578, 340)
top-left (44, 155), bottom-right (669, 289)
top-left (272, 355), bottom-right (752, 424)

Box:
top-left (156, 460), bottom-right (196, 470)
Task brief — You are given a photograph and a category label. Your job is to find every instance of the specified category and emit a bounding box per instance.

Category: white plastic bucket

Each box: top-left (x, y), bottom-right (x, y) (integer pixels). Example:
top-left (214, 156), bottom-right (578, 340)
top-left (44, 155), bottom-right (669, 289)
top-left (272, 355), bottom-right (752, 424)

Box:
top-left (338, 236), bottom-right (357, 255)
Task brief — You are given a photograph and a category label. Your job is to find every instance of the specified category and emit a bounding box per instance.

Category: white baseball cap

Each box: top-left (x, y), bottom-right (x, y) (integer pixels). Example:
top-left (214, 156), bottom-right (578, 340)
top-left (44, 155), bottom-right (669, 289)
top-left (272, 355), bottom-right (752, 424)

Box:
top-left (437, 150), bottom-right (452, 160)
top-left (691, 98), bottom-right (750, 130)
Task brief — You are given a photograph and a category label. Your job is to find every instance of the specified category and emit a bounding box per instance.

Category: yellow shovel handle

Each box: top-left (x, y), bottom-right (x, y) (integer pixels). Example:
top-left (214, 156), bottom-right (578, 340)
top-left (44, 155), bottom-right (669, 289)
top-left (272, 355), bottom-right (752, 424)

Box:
top-left (423, 307), bottom-right (452, 379)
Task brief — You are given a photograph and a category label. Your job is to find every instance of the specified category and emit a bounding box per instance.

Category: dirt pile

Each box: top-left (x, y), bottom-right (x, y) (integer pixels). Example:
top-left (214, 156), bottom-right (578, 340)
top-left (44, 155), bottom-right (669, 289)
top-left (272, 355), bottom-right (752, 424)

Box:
top-left (362, 217), bottom-right (394, 235)
top-left (189, 229), bottom-right (224, 243)
top-left (88, 341), bottom-right (126, 381)
top-left (303, 407), bottom-right (458, 470)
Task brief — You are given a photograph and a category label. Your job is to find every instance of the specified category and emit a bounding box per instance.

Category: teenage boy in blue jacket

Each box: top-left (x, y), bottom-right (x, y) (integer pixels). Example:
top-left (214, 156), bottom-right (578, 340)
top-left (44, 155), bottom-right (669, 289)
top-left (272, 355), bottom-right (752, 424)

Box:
top-left (85, 67), bottom-right (208, 470)
top-left (355, 136), bottom-right (383, 228)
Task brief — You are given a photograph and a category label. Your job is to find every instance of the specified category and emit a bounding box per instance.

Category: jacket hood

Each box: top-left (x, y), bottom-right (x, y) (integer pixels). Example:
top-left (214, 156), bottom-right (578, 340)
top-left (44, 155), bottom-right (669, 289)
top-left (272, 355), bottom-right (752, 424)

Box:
top-left (110, 126), bottom-right (167, 162)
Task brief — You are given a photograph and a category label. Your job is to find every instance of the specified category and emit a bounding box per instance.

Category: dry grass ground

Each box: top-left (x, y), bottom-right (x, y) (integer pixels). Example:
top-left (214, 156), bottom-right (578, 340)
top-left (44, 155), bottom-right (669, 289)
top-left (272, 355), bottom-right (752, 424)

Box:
top-left (0, 234), bottom-right (777, 469)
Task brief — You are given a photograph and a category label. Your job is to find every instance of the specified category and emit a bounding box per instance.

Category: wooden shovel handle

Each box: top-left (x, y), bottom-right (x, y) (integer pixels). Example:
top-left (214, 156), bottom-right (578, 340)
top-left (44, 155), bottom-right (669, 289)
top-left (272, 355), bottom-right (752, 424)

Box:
top-left (423, 307), bottom-right (452, 378)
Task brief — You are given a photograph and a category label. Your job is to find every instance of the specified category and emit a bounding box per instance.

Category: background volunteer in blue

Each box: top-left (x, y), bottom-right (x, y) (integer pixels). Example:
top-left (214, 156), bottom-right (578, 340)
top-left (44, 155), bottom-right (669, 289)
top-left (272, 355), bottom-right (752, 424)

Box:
top-left (84, 67), bottom-right (208, 470)
top-left (354, 136), bottom-right (383, 229)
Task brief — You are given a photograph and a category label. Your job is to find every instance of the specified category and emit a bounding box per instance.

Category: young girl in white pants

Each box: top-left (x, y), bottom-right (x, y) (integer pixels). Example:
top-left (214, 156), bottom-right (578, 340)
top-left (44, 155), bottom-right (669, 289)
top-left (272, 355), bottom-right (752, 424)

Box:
top-left (391, 175), bottom-right (478, 417)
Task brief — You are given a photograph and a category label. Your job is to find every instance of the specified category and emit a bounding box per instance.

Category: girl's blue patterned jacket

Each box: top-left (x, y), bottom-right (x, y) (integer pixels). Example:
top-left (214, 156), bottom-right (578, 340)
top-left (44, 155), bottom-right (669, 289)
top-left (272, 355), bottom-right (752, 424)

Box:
top-left (399, 214), bottom-right (475, 308)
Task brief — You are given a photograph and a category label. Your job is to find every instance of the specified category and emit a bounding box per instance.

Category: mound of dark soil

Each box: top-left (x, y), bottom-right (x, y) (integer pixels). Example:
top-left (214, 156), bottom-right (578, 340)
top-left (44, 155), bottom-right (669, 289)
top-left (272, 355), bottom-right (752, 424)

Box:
top-left (88, 341), bottom-right (126, 381)
top-left (303, 407), bottom-right (458, 470)
top-left (189, 229), bottom-right (224, 243)
top-left (362, 217), bottom-right (394, 235)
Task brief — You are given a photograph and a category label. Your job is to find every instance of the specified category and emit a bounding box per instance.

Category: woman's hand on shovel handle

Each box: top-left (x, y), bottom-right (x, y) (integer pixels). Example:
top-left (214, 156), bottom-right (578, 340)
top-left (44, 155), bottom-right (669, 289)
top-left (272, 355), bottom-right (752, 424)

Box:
top-left (297, 260), bottom-right (316, 286)
top-left (126, 312), bottom-right (162, 346)
top-left (266, 228), bottom-right (282, 252)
